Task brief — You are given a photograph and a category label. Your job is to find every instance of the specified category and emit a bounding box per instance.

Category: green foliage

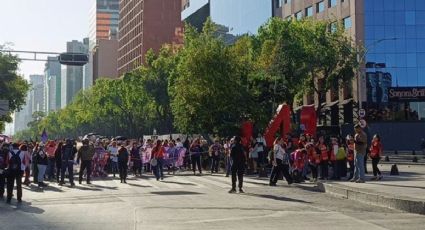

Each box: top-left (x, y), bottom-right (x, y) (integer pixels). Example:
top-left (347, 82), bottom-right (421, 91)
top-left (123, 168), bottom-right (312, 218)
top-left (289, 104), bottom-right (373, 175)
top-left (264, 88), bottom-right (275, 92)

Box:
top-left (14, 17), bottom-right (359, 140)
top-left (0, 47), bottom-right (30, 132)
top-left (171, 19), bottom-right (253, 135)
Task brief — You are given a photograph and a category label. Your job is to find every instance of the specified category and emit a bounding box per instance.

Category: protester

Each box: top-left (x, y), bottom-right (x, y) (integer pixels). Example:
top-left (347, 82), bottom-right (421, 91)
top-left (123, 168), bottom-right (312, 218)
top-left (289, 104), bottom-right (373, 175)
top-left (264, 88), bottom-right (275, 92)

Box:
top-left (370, 134), bottom-right (383, 180)
top-left (35, 143), bottom-right (48, 187)
top-left (59, 139), bottom-right (77, 187)
top-left (351, 124), bottom-right (367, 183)
top-left (130, 142), bottom-right (142, 176)
top-left (306, 143), bottom-right (319, 182)
top-left (334, 139), bottom-right (347, 180)
top-left (117, 142), bottom-right (129, 183)
top-left (317, 136), bottom-right (329, 180)
top-left (21, 144), bottom-right (31, 186)
top-left (77, 139), bottom-right (95, 184)
top-left (45, 140), bottom-right (57, 181)
top-left (291, 146), bottom-right (306, 183)
top-left (0, 142), bottom-right (9, 199)
top-left (151, 140), bottom-right (165, 181)
top-left (209, 139), bottom-right (222, 174)
top-left (108, 141), bottom-right (119, 177)
top-left (223, 138), bottom-right (233, 177)
top-left (6, 143), bottom-right (26, 204)
top-left (229, 136), bottom-right (247, 193)
top-left (269, 137), bottom-right (292, 186)
top-left (54, 142), bottom-right (63, 183)
top-left (346, 135), bottom-right (355, 181)
top-left (190, 138), bottom-right (203, 175)
top-left (32, 143), bottom-right (40, 184)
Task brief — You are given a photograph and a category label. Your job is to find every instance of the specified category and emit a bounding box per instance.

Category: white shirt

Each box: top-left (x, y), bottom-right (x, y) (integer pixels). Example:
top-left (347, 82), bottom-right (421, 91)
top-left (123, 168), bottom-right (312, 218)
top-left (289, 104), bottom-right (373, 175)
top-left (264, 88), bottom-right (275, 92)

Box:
top-left (273, 144), bottom-right (285, 160)
top-left (108, 146), bottom-right (118, 162)
top-left (256, 137), bottom-right (266, 152)
top-left (8, 149), bottom-right (26, 171)
top-left (176, 142), bottom-right (183, 148)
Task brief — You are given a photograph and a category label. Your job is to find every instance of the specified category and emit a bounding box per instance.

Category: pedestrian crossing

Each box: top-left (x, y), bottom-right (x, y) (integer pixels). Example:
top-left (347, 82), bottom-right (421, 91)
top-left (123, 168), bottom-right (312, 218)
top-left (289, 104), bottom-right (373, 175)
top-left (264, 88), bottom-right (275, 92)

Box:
top-left (93, 174), bottom-right (270, 191)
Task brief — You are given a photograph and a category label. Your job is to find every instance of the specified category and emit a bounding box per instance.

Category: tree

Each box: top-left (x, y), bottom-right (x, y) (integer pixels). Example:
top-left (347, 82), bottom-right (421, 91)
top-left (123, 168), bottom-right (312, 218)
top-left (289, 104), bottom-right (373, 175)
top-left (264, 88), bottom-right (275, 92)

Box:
top-left (171, 19), bottom-right (252, 135)
top-left (0, 47), bottom-right (30, 131)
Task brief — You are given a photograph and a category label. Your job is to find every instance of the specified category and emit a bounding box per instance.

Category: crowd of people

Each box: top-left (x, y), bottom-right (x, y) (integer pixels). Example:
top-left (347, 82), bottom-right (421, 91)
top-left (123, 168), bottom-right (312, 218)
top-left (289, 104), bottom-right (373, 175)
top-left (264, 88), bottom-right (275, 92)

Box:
top-left (0, 124), bottom-right (383, 203)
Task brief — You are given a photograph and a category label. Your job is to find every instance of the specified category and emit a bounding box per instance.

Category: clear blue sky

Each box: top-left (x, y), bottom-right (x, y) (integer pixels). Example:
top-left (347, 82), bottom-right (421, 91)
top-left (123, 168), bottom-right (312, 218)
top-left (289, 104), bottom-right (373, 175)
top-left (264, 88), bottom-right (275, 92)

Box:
top-left (0, 0), bottom-right (93, 79)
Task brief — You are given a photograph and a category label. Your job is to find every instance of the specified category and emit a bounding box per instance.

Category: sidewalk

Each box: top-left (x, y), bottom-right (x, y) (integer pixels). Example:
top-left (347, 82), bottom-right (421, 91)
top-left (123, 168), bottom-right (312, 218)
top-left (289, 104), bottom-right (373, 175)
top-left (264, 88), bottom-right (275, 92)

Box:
top-left (317, 164), bottom-right (425, 215)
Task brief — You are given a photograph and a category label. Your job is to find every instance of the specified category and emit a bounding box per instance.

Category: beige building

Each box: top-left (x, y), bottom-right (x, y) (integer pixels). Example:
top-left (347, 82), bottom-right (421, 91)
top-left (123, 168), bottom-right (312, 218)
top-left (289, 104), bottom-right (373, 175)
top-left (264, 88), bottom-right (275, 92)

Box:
top-left (275, 0), bottom-right (364, 125)
top-left (93, 38), bottom-right (119, 80)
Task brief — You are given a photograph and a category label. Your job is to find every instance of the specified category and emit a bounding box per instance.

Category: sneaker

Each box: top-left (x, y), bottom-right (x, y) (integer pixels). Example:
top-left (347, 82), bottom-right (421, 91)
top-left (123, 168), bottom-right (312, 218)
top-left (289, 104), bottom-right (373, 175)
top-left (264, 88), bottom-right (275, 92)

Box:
top-left (239, 189), bottom-right (245, 193)
top-left (87, 181), bottom-right (92, 185)
top-left (269, 183), bottom-right (276, 186)
top-left (350, 178), bottom-right (357, 182)
top-left (228, 189), bottom-right (236, 193)
top-left (70, 183), bottom-right (75, 187)
top-left (355, 179), bottom-right (365, 183)
top-left (17, 199), bottom-right (22, 203)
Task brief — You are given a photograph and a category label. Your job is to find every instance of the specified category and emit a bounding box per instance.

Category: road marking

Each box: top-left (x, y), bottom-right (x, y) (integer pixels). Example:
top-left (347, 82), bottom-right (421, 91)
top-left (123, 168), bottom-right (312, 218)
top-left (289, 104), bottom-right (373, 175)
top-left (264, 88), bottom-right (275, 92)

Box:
top-left (189, 175), bottom-right (230, 188)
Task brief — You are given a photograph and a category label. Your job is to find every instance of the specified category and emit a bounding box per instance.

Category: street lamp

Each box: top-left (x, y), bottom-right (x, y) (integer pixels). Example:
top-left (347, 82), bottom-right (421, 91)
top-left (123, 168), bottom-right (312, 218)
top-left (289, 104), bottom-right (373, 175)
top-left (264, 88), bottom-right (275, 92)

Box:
top-left (356, 37), bottom-right (397, 110)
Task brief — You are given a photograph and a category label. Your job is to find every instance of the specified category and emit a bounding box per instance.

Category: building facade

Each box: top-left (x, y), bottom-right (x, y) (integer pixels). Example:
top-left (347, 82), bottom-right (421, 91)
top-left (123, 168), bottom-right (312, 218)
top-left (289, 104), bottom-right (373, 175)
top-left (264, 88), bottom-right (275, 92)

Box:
top-left (93, 38), bottom-right (119, 80)
top-left (89, 0), bottom-right (120, 51)
top-left (63, 39), bottom-right (89, 107)
top-left (29, 74), bottom-right (45, 113)
top-left (182, 0), bottom-right (273, 36)
top-left (276, 0), bottom-right (425, 122)
top-left (44, 56), bottom-right (61, 113)
top-left (118, 0), bottom-right (183, 76)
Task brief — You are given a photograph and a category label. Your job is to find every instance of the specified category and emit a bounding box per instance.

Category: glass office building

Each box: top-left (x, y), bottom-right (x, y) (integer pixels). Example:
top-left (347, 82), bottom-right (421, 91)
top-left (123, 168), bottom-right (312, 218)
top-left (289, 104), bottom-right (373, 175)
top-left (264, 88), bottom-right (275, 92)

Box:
top-left (182, 0), bottom-right (272, 36)
top-left (364, 0), bottom-right (425, 120)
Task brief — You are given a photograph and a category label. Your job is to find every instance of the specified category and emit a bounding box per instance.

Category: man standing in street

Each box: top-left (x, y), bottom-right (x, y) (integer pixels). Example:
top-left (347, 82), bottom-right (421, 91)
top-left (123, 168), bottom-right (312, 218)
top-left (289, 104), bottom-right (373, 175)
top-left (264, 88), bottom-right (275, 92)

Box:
top-left (229, 136), bottom-right (247, 194)
top-left (0, 142), bottom-right (10, 200)
top-left (77, 139), bottom-right (95, 184)
top-left (117, 142), bottom-right (129, 183)
top-left (60, 139), bottom-right (77, 187)
top-left (5, 143), bottom-right (26, 204)
top-left (351, 124), bottom-right (367, 183)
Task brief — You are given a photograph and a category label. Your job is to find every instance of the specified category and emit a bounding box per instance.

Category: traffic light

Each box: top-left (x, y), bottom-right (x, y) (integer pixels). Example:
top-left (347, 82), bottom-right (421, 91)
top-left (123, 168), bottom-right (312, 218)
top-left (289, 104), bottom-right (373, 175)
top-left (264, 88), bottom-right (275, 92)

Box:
top-left (58, 53), bottom-right (88, 66)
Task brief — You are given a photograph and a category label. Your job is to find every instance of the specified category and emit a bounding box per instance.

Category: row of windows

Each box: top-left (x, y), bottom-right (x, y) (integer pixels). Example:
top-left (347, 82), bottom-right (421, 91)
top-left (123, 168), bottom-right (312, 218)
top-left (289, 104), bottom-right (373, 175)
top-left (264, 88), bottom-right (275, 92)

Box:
top-left (277, 0), bottom-right (344, 9)
top-left (366, 25), bottom-right (425, 40)
top-left (289, 12), bottom-right (351, 30)
top-left (289, 0), bottom-right (349, 23)
top-left (365, 11), bottom-right (425, 26)
top-left (367, 53), bottom-right (425, 68)
top-left (365, 0), bottom-right (425, 12)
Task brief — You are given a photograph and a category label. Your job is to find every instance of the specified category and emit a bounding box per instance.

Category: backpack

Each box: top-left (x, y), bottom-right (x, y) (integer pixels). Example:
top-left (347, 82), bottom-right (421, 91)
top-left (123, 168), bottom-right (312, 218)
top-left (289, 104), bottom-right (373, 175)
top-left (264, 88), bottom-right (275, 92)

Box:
top-left (9, 150), bottom-right (22, 171)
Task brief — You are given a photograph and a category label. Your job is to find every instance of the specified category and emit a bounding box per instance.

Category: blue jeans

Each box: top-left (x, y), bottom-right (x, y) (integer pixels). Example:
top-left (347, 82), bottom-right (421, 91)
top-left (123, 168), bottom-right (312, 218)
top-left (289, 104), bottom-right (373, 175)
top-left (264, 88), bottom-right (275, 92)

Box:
top-left (154, 158), bottom-right (164, 180)
top-left (47, 158), bottom-right (56, 180)
top-left (353, 153), bottom-right (365, 180)
top-left (37, 164), bottom-right (47, 183)
top-left (111, 161), bottom-right (119, 176)
top-left (225, 156), bottom-right (232, 176)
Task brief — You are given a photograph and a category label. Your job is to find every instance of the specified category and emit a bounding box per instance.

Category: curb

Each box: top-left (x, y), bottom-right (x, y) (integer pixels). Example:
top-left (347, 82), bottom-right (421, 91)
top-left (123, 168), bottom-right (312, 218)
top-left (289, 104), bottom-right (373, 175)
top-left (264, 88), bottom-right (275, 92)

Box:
top-left (317, 182), bottom-right (425, 215)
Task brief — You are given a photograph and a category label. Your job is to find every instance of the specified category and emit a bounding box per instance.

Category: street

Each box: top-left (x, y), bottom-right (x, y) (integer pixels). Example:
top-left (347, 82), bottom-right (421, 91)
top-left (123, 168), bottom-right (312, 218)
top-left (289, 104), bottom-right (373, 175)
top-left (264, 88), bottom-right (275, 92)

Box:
top-left (1, 173), bottom-right (424, 230)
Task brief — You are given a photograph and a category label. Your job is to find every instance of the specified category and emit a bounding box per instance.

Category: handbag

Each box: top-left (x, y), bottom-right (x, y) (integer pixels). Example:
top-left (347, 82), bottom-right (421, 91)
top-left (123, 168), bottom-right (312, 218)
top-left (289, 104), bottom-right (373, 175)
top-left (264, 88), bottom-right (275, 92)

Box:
top-left (150, 158), bottom-right (158, 167)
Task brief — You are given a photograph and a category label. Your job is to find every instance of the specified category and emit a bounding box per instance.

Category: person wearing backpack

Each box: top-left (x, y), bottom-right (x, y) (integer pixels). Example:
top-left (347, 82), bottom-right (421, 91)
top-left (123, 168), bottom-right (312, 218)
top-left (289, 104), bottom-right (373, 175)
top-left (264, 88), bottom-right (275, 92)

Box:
top-left (59, 139), bottom-right (77, 187)
top-left (6, 143), bottom-right (26, 204)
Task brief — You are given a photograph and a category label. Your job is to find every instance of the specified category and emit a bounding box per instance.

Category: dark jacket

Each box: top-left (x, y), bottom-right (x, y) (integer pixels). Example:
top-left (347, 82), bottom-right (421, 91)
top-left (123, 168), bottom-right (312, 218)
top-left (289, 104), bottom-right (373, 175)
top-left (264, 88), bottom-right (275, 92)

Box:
top-left (117, 147), bottom-right (129, 163)
top-left (61, 144), bottom-right (77, 162)
top-left (36, 149), bottom-right (48, 165)
top-left (77, 145), bottom-right (95, 162)
top-left (231, 143), bottom-right (246, 166)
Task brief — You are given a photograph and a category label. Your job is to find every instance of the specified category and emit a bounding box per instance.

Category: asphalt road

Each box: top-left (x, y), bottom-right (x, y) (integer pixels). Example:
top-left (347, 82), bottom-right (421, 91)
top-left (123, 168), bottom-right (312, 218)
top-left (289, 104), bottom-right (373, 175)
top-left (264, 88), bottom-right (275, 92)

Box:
top-left (1, 173), bottom-right (424, 230)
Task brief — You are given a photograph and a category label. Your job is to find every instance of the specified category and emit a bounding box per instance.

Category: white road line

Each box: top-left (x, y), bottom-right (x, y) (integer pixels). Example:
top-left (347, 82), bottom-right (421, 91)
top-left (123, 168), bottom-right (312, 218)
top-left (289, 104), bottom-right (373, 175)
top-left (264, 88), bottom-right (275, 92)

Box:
top-left (210, 176), bottom-right (260, 188)
top-left (190, 176), bottom-right (230, 188)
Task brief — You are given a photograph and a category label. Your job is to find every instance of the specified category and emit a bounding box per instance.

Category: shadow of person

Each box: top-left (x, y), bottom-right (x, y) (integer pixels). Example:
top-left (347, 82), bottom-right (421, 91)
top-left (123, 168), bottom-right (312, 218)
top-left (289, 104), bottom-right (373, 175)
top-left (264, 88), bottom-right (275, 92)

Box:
top-left (14, 201), bottom-right (45, 214)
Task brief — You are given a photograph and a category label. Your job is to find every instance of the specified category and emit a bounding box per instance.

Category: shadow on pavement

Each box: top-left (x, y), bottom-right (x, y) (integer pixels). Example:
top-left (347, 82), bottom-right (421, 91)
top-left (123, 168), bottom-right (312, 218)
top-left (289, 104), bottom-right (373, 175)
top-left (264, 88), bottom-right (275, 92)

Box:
top-left (127, 183), bottom-right (151, 188)
top-left (10, 201), bottom-right (45, 214)
top-left (161, 181), bottom-right (197, 186)
top-left (243, 193), bottom-right (312, 204)
top-left (150, 191), bottom-right (204, 196)
top-left (23, 184), bottom-right (64, 193)
top-left (294, 184), bottom-right (322, 193)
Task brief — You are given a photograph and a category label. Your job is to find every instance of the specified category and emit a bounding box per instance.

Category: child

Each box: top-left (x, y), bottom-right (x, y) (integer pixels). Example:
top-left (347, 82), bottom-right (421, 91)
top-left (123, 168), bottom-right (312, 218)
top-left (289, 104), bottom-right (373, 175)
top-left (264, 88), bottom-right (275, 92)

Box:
top-left (370, 134), bottom-right (383, 180)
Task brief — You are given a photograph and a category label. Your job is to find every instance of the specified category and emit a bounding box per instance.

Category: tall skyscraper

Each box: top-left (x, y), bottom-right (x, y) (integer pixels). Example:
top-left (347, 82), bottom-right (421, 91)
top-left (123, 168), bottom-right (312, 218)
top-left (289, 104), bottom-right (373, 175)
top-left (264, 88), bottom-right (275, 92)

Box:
top-left (29, 74), bottom-right (45, 113)
top-left (118, 0), bottom-right (183, 75)
top-left (44, 56), bottom-right (61, 113)
top-left (89, 0), bottom-right (119, 51)
top-left (182, 0), bottom-right (273, 36)
top-left (89, 0), bottom-right (120, 83)
top-left (63, 39), bottom-right (89, 106)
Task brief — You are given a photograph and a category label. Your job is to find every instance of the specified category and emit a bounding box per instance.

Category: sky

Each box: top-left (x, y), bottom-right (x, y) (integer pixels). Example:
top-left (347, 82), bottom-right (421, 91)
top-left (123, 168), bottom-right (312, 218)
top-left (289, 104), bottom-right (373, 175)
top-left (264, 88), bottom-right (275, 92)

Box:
top-left (0, 0), bottom-right (93, 79)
